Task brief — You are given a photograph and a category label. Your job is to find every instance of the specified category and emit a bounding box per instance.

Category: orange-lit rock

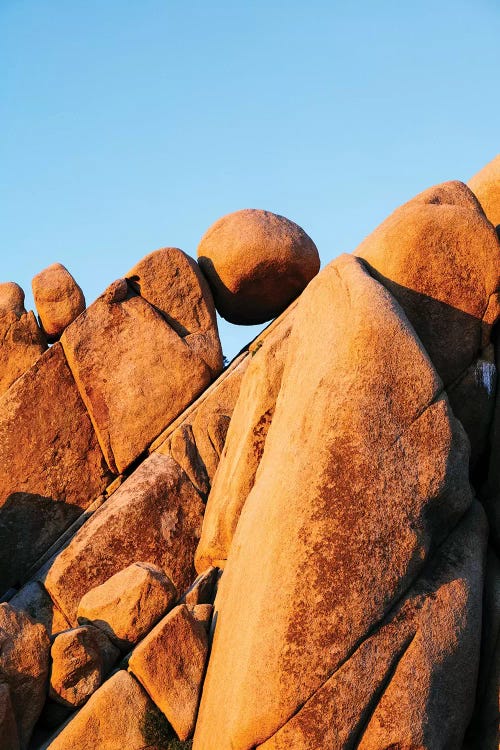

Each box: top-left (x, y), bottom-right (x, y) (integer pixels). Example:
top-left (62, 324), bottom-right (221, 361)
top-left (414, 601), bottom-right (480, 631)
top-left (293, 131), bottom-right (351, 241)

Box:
top-left (50, 626), bottom-right (104, 707)
top-left (77, 562), bottom-right (177, 649)
top-left (0, 282), bottom-right (46, 396)
top-left (196, 309), bottom-right (294, 572)
top-left (469, 154), bottom-right (500, 227)
top-left (257, 503), bottom-right (486, 749)
top-left (354, 180), bottom-right (500, 385)
top-left (129, 604), bottom-right (209, 741)
top-left (61, 282), bottom-right (212, 473)
top-left (193, 255), bottom-right (473, 749)
top-left (197, 209), bottom-right (319, 324)
top-left (47, 670), bottom-right (172, 750)
top-left (126, 247), bottom-right (223, 377)
top-left (45, 453), bottom-right (204, 623)
top-left (0, 603), bottom-right (50, 749)
top-left (32, 263), bottom-right (85, 340)
top-left (0, 344), bottom-right (111, 592)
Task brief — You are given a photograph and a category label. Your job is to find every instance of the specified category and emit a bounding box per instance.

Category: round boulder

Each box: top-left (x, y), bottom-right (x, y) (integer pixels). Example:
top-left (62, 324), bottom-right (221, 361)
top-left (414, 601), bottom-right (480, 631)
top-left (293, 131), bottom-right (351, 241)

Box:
top-left (32, 262), bottom-right (85, 340)
top-left (197, 209), bottom-right (320, 324)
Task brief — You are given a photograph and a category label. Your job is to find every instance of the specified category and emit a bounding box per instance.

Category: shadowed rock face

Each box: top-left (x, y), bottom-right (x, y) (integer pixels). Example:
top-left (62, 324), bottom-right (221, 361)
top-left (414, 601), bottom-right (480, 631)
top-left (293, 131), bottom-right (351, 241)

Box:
top-left (193, 255), bottom-right (476, 749)
top-left (0, 344), bottom-right (111, 592)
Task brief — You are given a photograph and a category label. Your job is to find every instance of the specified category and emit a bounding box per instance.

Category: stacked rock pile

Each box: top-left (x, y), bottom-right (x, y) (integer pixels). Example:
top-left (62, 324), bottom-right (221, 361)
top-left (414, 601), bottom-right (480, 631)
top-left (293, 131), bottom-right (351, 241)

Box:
top-left (0, 159), bottom-right (499, 750)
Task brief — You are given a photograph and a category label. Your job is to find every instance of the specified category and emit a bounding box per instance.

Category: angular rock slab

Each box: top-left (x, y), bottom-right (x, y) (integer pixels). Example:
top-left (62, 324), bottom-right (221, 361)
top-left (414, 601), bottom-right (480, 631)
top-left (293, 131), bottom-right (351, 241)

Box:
top-left (45, 452), bottom-right (205, 623)
top-left (0, 344), bottom-right (111, 591)
top-left (257, 502), bottom-right (486, 749)
top-left (0, 603), bottom-right (50, 750)
top-left (354, 180), bottom-right (500, 385)
top-left (61, 281), bottom-right (212, 473)
top-left (129, 603), bottom-right (209, 740)
top-left (32, 262), bottom-right (85, 340)
top-left (77, 562), bottom-right (177, 649)
top-left (0, 305), bottom-right (46, 397)
top-left (126, 247), bottom-right (223, 377)
top-left (193, 255), bottom-right (473, 749)
top-left (47, 670), bottom-right (172, 750)
top-left (196, 307), bottom-right (294, 572)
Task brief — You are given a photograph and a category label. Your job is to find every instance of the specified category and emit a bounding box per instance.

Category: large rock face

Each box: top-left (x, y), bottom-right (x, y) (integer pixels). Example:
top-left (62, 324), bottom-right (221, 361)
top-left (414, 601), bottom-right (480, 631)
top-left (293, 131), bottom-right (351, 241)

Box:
top-left (0, 344), bottom-right (111, 591)
top-left (193, 255), bottom-right (475, 749)
top-left (0, 282), bottom-right (46, 397)
top-left (354, 180), bottom-right (500, 386)
top-left (198, 209), bottom-right (320, 324)
top-left (469, 153), bottom-right (500, 227)
top-left (61, 281), bottom-right (213, 474)
top-left (45, 452), bottom-right (205, 623)
top-left (126, 246), bottom-right (223, 377)
top-left (196, 307), bottom-right (295, 571)
top-left (0, 603), bottom-right (51, 749)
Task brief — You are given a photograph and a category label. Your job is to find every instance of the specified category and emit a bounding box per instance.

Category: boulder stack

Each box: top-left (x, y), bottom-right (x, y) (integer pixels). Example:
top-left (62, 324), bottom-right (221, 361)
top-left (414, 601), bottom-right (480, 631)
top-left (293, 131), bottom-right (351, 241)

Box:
top-left (0, 166), bottom-right (499, 750)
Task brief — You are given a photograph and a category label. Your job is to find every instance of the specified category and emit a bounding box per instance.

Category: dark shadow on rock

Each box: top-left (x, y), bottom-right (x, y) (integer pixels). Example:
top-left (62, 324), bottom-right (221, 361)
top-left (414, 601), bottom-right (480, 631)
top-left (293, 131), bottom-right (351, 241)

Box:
top-left (198, 256), bottom-right (306, 326)
top-left (0, 493), bottom-right (82, 592)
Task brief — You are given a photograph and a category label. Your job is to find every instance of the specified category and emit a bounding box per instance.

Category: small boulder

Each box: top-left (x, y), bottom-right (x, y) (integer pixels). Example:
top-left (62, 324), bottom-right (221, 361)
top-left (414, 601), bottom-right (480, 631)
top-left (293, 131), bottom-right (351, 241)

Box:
top-left (0, 282), bottom-right (25, 316)
top-left (47, 670), bottom-right (173, 750)
top-left (77, 562), bottom-right (177, 649)
top-left (32, 262), bottom-right (85, 340)
top-left (469, 154), bottom-right (500, 227)
top-left (197, 209), bottom-right (320, 324)
top-left (49, 625), bottom-right (118, 709)
top-left (0, 603), bottom-right (50, 749)
top-left (50, 627), bottom-right (103, 708)
top-left (190, 603), bottom-right (213, 630)
top-left (128, 603), bottom-right (209, 741)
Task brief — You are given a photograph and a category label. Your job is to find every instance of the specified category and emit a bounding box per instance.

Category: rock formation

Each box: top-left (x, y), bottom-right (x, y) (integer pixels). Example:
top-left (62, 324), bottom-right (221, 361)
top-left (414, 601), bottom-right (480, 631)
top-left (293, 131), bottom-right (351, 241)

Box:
top-left (0, 164), bottom-right (498, 750)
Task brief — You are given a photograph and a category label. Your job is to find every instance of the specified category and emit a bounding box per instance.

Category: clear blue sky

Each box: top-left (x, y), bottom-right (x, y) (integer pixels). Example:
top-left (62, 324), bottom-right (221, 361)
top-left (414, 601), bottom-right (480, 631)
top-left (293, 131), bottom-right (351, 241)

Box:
top-left (1, 0), bottom-right (499, 359)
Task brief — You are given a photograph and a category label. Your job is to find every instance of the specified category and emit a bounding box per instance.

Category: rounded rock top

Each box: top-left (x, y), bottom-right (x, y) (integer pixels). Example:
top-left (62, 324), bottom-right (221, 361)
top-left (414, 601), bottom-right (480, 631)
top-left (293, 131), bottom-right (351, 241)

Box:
top-left (32, 262), bottom-right (86, 340)
top-left (197, 209), bottom-right (320, 325)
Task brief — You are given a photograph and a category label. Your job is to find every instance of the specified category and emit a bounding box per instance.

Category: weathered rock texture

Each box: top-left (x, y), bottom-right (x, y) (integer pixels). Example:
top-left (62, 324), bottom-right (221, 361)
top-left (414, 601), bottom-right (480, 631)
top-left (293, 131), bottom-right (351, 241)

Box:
top-left (77, 562), bottom-right (177, 649)
top-left (198, 209), bottom-right (320, 324)
top-left (196, 306), bottom-right (295, 571)
top-left (32, 262), bottom-right (85, 340)
top-left (129, 603), bottom-right (209, 740)
top-left (50, 626), bottom-right (104, 707)
top-left (45, 453), bottom-right (204, 623)
top-left (127, 246), bottom-right (223, 377)
top-left (0, 282), bottom-right (46, 396)
top-left (0, 344), bottom-right (111, 591)
top-left (469, 153), bottom-right (500, 227)
top-left (60, 282), bottom-right (213, 474)
top-left (47, 670), bottom-right (172, 750)
top-left (193, 254), bottom-right (477, 749)
top-left (0, 603), bottom-right (50, 749)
